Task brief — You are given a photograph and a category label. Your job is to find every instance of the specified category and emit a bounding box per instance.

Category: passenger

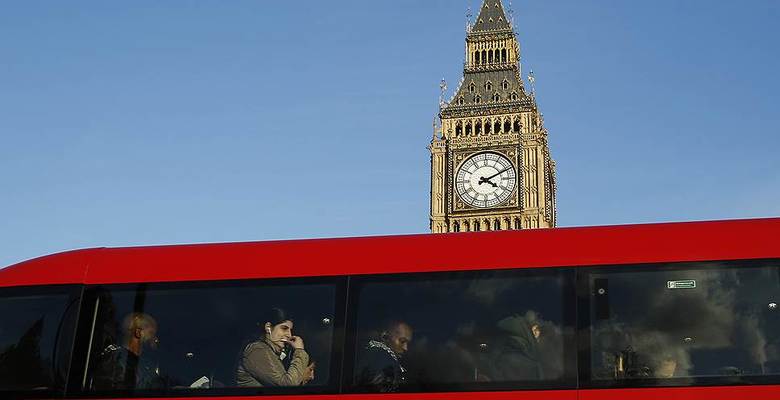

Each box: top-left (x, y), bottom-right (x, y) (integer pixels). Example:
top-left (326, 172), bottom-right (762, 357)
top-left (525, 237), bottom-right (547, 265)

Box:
top-left (355, 320), bottom-right (413, 392)
top-left (92, 312), bottom-right (164, 390)
top-left (488, 314), bottom-right (543, 381)
top-left (655, 356), bottom-right (677, 378)
top-left (236, 308), bottom-right (314, 387)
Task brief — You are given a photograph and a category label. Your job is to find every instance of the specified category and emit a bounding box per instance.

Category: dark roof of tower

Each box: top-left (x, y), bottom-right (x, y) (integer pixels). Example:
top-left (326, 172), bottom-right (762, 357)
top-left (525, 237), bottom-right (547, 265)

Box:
top-left (447, 69), bottom-right (528, 110)
top-left (440, 0), bottom-right (531, 115)
top-left (471, 0), bottom-right (512, 33)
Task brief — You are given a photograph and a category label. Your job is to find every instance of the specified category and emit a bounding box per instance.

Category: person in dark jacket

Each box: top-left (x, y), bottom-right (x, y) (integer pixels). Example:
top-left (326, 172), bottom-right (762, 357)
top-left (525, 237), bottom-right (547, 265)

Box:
top-left (355, 320), bottom-right (413, 392)
top-left (489, 314), bottom-right (543, 381)
top-left (91, 312), bottom-right (164, 390)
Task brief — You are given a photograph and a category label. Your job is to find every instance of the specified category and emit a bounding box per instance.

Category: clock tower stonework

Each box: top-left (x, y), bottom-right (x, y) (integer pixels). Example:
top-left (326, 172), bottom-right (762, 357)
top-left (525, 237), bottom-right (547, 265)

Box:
top-left (430, 0), bottom-right (557, 233)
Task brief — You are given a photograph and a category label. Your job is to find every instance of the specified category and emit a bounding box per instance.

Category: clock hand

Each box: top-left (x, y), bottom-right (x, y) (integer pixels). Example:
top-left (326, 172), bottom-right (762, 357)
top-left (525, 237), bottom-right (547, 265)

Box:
top-left (479, 167), bottom-right (508, 187)
top-left (484, 168), bottom-right (508, 181)
top-left (478, 177), bottom-right (499, 188)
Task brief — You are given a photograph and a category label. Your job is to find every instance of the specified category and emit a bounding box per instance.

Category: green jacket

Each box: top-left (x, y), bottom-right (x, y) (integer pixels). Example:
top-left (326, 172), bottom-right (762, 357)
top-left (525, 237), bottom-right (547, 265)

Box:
top-left (236, 339), bottom-right (309, 387)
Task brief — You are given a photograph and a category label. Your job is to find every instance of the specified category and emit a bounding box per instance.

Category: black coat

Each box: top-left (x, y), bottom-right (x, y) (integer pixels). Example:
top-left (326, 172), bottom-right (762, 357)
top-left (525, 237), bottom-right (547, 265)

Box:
top-left (354, 341), bottom-right (404, 392)
top-left (489, 315), bottom-right (543, 381)
top-left (91, 345), bottom-right (163, 390)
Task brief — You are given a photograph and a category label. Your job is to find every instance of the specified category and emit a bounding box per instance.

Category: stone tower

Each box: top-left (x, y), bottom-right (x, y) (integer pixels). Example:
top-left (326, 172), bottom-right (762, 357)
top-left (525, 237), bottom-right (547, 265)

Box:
top-left (430, 0), bottom-right (557, 233)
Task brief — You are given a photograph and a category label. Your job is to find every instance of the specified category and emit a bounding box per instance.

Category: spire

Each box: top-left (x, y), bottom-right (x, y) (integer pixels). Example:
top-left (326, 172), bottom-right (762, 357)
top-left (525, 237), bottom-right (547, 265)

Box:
top-left (471, 0), bottom-right (512, 33)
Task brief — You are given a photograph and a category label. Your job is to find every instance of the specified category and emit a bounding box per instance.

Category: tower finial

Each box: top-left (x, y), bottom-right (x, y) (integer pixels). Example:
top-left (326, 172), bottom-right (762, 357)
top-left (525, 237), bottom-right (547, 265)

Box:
top-left (528, 69), bottom-right (536, 96)
top-left (439, 77), bottom-right (448, 109)
top-left (509, 0), bottom-right (515, 29)
top-left (466, 1), bottom-right (473, 33)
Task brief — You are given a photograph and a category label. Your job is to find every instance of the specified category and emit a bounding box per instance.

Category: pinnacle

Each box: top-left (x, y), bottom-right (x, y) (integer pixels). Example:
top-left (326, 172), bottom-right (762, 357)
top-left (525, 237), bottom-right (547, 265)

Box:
top-left (471, 0), bottom-right (512, 34)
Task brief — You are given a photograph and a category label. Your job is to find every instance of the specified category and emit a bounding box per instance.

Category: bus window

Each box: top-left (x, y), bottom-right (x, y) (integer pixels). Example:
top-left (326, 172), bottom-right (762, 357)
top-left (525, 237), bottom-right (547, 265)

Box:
top-left (585, 259), bottom-right (780, 387)
top-left (79, 277), bottom-right (344, 397)
top-left (0, 285), bottom-right (81, 398)
top-left (346, 268), bottom-right (576, 393)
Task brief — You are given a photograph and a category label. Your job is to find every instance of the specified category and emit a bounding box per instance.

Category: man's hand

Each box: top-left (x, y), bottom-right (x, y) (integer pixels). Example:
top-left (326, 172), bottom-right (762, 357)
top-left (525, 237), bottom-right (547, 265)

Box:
top-left (288, 336), bottom-right (305, 350)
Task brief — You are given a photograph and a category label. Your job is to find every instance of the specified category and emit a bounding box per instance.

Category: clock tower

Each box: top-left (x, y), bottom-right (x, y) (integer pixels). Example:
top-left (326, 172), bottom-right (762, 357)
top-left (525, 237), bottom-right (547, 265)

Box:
top-left (430, 0), bottom-right (557, 233)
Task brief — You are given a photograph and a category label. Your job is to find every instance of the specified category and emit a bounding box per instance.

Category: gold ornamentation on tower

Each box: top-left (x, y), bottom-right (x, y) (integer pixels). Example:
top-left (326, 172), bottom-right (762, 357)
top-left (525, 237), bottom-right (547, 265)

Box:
top-left (430, 0), bottom-right (557, 233)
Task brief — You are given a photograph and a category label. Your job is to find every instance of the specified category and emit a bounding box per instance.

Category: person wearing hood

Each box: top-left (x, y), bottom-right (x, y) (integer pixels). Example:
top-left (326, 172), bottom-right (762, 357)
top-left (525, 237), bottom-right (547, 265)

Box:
top-left (489, 314), bottom-right (543, 381)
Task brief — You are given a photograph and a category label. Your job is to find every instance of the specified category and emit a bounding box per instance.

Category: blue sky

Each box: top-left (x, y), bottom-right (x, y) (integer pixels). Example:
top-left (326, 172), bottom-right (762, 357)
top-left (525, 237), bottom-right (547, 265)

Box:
top-left (1, 0), bottom-right (779, 267)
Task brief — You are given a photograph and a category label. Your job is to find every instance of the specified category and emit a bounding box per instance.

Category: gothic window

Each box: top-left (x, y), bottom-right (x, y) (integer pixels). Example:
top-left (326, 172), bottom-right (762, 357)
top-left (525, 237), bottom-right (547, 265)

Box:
top-left (474, 95), bottom-right (481, 104)
top-left (453, 221), bottom-right (460, 233)
top-left (494, 49), bottom-right (500, 62)
top-left (475, 121), bottom-right (482, 135)
top-left (484, 120), bottom-right (491, 134)
top-left (514, 218), bottom-right (522, 229)
top-left (503, 118), bottom-right (511, 133)
top-left (474, 220), bottom-right (481, 231)
top-left (465, 121), bottom-right (473, 135)
top-left (488, 51), bottom-right (493, 64)
top-left (481, 50), bottom-right (487, 65)
top-left (501, 48), bottom-right (507, 63)
top-left (493, 93), bottom-right (501, 102)
top-left (510, 92), bottom-right (519, 101)
top-left (455, 121), bottom-right (463, 136)
top-left (494, 119), bottom-right (501, 133)
top-left (457, 96), bottom-right (465, 106)
top-left (475, 51), bottom-right (480, 65)
top-left (485, 81), bottom-right (493, 91)
top-left (463, 220), bottom-right (470, 232)
top-left (502, 79), bottom-right (510, 90)
top-left (513, 118), bottom-right (521, 133)
top-left (469, 82), bottom-right (476, 92)
top-left (494, 219), bottom-right (501, 231)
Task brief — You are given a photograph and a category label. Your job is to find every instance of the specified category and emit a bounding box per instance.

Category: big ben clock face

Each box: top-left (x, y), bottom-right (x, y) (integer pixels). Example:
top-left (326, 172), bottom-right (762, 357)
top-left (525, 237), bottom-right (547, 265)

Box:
top-left (455, 152), bottom-right (516, 208)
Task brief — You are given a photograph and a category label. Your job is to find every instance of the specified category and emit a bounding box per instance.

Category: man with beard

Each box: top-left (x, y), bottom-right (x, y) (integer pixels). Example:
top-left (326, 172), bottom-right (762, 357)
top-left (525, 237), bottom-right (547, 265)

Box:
top-left (92, 313), bottom-right (164, 390)
top-left (355, 320), bottom-right (413, 392)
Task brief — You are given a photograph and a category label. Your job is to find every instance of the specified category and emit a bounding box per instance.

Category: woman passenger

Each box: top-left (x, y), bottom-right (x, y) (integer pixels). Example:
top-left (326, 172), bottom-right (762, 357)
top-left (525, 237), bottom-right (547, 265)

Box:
top-left (236, 308), bottom-right (315, 387)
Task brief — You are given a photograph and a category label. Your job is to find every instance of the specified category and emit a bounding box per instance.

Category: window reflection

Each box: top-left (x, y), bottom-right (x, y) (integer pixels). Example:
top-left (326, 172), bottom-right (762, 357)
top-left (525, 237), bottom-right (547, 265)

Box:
top-left (84, 279), bottom-right (339, 395)
top-left (0, 287), bottom-right (80, 395)
top-left (589, 262), bottom-right (780, 382)
top-left (350, 269), bottom-right (575, 392)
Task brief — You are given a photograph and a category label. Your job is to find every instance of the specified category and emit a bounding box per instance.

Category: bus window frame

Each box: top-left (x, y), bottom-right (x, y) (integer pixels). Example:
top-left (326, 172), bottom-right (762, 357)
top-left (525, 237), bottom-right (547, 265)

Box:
top-left (576, 258), bottom-right (780, 390)
top-left (0, 284), bottom-right (84, 400)
top-left (67, 276), bottom-right (349, 399)
top-left (342, 267), bottom-right (578, 394)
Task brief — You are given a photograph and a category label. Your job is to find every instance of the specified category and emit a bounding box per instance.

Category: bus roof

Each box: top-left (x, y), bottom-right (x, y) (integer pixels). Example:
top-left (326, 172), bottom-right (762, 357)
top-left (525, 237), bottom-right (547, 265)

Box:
top-left (2, 217), bottom-right (778, 288)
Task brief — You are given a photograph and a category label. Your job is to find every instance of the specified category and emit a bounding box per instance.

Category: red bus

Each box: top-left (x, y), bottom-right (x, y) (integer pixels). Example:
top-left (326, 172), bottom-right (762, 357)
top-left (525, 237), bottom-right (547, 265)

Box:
top-left (1, 218), bottom-right (779, 400)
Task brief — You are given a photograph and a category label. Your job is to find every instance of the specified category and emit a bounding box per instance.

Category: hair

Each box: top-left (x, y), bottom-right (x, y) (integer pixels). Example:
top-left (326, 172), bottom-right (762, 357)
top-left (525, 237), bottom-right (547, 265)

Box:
top-left (121, 313), bottom-right (156, 337)
top-left (379, 319), bottom-right (410, 340)
top-left (260, 307), bottom-right (293, 328)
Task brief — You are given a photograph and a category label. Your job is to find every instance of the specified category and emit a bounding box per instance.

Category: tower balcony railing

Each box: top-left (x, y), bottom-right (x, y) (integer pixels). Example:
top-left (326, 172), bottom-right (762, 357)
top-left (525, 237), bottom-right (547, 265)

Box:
top-left (464, 61), bottom-right (519, 72)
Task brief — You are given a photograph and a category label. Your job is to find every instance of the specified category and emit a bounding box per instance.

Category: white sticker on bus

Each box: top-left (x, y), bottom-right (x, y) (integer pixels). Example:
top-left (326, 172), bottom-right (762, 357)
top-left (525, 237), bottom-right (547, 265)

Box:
top-left (667, 280), bottom-right (696, 289)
